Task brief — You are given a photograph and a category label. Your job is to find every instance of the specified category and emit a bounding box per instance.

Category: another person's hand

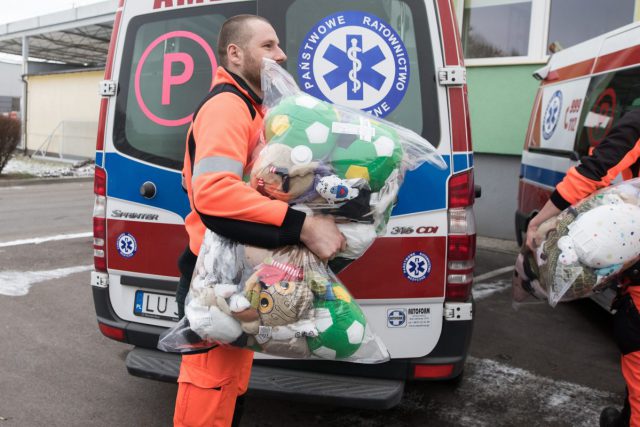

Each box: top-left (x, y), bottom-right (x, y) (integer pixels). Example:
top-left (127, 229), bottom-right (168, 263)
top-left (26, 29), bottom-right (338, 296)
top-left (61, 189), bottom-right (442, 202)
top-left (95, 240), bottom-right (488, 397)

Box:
top-left (525, 222), bottom-right (539, 253)
top-left (300, 215), bottom-right (347, 261)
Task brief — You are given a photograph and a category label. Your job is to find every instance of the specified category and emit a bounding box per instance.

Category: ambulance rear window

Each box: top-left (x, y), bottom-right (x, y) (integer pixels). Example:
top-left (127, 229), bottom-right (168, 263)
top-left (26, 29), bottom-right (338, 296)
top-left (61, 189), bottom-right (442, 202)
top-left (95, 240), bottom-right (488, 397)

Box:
top-left (113, 3), bottom-right (255, 170)
top-left (575, 65), bottom-right (640, 156)
top-left (259, 0), bottom-right (440, 145)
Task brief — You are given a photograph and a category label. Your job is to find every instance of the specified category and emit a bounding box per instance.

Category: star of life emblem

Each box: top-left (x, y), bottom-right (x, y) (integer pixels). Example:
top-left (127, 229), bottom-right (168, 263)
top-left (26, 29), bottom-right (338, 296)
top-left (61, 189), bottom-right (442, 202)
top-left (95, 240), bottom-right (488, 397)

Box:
top-left (402, 252), bottom-right (431, 282)
top-left (298, 11), bottom-right (410, 118)
top-left (116, 232), bottom-right (137, 258)
top-left (543, 90), bottom-right (563, 140)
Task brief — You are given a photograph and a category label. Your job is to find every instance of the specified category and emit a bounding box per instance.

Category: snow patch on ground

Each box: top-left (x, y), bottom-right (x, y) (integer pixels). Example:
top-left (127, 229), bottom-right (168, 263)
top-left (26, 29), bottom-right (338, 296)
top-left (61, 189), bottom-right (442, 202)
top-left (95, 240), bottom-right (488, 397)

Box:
top-left (0, 265), bottom-right (92, 296)
top-left (427, 356), bottom-right (622, 427)
top-left (0, 232), bottom-right (92, 248)
top-left (2, 154), bottom-right (94, 178)
top-left (472, 280), bottom-right (511, 300)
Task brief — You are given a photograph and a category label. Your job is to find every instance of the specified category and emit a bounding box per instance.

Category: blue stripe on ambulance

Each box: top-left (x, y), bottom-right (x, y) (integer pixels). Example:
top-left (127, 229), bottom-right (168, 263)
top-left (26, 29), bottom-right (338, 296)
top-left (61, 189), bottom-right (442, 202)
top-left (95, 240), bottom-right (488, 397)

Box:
top-left (520, 163), bottom-right (567, 188)
top-left (103, 153), bottom-right (468, 219)
top-left (393, 153), bottom-right (470, 215)
top-left (104, 153), bottom-right (191, 218)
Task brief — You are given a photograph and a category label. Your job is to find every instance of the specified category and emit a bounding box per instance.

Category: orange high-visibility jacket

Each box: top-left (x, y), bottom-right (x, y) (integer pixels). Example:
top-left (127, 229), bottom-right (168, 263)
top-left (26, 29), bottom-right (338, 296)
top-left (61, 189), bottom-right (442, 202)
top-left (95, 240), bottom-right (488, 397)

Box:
top-left (551, 109), bottom-right (640, 209)
top-left (182, 67), bottom-right (306, 255)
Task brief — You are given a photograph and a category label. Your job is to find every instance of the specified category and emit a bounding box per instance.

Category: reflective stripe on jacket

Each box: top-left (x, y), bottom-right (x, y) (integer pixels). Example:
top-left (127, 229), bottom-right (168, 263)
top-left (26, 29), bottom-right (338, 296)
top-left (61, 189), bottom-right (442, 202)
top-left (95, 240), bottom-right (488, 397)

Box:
top-left (182, 67), bottom-right (304, 255)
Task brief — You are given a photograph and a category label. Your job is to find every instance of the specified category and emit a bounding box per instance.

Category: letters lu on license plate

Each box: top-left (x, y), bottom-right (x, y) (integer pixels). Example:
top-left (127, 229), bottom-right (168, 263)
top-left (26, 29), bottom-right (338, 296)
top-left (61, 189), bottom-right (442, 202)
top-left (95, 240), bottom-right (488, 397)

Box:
top-left (133, 290), bottom-right (179, 321)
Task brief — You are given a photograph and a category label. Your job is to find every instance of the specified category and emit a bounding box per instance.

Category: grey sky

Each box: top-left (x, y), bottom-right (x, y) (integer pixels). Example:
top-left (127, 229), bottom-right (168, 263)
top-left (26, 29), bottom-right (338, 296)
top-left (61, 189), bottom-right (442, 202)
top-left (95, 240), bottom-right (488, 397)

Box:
top-left (0, 0), bottom-right (105, 25)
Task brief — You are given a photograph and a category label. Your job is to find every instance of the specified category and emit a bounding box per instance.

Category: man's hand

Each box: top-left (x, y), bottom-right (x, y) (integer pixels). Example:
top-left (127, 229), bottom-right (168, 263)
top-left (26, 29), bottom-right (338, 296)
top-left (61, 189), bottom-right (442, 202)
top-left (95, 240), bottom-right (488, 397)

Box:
top-left (300, 215), bottom-right (347, 261)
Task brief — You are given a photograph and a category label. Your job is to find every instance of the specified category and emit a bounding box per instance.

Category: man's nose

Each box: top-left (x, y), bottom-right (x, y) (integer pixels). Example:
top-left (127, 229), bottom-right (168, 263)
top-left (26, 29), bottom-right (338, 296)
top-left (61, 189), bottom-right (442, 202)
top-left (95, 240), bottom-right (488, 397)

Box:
top-left (274, 47), bottom-right (287, 64)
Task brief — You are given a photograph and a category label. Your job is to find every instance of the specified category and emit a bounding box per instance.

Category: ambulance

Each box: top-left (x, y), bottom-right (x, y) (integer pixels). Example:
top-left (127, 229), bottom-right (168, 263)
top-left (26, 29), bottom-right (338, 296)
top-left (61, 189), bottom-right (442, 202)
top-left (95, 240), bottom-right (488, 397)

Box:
top-left (91, 0), bottom-right (477, 408)
top-left (516, 21), bottom-right (640, 308)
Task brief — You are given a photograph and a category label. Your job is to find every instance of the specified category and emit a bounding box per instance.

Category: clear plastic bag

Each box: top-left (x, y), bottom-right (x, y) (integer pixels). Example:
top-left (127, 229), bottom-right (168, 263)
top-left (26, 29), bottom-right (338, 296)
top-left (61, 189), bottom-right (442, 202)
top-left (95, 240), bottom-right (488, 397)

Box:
top-left (158, 230), bottom-right (390, 364)
top-left (250, 59), bottom-right (446, 258)
top-left (512, 178), bottom-right (640, 306)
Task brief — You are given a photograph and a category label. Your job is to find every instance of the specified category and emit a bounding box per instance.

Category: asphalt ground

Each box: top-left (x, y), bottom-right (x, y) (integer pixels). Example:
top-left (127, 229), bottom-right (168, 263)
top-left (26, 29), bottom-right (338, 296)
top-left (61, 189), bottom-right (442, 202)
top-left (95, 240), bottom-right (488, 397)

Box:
top-left (0, 180), bottom-right (626, 426)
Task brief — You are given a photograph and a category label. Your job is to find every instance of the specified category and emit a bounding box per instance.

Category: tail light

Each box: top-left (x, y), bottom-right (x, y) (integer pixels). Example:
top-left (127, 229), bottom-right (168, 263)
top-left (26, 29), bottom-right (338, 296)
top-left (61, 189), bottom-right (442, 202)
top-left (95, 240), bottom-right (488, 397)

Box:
top-left (447, 170), bottom-right (476, 301)
top-left (98, 322), bottom-right (126, 342)
top-left (93, 166), bottom-right (107, 272)
top-left (413, 363), bottom-right (454, 379)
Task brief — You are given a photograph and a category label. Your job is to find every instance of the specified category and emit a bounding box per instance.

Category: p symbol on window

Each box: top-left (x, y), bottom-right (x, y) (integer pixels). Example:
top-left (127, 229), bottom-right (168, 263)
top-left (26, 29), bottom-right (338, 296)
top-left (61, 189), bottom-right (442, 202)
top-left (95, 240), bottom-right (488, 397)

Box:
top-left (162, 52), bottom-right (194, 105)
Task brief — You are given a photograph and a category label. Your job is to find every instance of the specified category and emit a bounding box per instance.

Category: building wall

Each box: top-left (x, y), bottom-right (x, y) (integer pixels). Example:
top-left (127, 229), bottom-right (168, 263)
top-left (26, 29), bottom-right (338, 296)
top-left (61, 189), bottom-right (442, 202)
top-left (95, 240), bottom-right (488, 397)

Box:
top-left (467, 64), bottom-right (540, 155)
top-left (0, 62), bottom-right (21, 97)
top-left (473, 153), bottom-right (521, 240)
top-left (26, 69), bottom-right (102, 159)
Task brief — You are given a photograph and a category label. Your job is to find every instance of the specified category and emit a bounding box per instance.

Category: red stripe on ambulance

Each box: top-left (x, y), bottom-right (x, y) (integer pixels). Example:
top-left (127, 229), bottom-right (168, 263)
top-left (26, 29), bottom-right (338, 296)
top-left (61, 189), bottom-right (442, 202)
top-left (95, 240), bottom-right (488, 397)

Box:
top-left (594, 44), bottom-right (640, 74)
top-left (107, 220), bottom-right (188, 277)
top-left (338, 237), bottom-right (447, 300)
top-left (518, 181), bottom-right (553, 214)
top-left (543, 44), bottom-right (640, 85)
top-left (436, 0), bottom-right (461, 66)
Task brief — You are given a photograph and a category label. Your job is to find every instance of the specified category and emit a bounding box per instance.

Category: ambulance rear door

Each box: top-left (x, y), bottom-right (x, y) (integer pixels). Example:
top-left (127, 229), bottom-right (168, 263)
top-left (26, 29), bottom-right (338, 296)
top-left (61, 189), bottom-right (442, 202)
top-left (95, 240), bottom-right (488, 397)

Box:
top-left (101, 0), bottom-right (258, 329)
top-left (258, 0), bottom-right (465, 359)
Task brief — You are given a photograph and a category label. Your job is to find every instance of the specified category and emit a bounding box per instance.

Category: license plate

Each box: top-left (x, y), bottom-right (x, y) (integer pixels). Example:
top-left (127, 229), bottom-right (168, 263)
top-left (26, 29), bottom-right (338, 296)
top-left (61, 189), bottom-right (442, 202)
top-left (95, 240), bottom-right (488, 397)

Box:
top-left (133, 290), bottom-right (179, 322)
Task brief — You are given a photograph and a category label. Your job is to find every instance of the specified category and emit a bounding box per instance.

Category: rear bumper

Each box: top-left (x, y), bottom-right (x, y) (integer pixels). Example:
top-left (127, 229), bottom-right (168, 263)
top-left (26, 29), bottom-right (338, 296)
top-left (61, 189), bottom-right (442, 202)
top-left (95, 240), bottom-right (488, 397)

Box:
top-left (92, 285), bottom-right (165, 349)
top-left (94, 286), bottom-right (473, 407)
top-left (126, 347), bottom-right (404, 409)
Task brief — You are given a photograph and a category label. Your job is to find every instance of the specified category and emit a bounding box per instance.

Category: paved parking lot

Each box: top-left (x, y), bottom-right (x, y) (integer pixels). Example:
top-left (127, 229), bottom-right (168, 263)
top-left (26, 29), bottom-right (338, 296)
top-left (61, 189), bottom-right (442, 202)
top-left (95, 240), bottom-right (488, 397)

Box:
top-left (0, 181), bottom-right (625, 426)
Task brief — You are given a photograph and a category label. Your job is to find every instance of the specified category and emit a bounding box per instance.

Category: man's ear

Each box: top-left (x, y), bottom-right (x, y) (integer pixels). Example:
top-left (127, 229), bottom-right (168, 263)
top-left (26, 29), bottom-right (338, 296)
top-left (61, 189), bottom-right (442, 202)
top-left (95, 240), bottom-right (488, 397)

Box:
top-left (227, 44), bottom-right (242, 66)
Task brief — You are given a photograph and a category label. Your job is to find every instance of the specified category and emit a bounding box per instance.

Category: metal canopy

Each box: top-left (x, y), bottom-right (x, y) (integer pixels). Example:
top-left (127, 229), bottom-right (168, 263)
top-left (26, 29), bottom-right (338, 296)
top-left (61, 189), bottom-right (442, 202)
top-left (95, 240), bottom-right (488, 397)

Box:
top-left (0, 0), bottom-right (117, 67)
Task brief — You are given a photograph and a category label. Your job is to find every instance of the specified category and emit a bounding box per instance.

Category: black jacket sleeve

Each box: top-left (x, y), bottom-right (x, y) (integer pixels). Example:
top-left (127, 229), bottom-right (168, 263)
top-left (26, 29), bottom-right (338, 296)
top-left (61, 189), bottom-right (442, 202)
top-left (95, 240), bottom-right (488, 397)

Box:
top-left (550, 108), bottom-right (640, 209)
top-left (197, 207), bottom-right (306, 249)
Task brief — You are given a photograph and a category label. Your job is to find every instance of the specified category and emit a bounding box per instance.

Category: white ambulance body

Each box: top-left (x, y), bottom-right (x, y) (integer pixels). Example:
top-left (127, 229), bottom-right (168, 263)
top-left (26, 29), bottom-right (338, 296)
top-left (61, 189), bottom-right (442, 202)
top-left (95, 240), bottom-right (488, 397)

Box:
top-left (91, 0), bottom-right (476, 408)
top-left (517, 21), bottom-right (640, 308)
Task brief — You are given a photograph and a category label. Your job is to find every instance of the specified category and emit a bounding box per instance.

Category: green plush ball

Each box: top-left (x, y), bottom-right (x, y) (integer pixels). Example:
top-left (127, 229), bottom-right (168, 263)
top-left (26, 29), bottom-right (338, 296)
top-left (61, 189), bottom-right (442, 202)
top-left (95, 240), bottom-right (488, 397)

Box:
top-left (331, 124), bottom-right (403, 191)
top-left (264, 94), bottom-right (338, 161)
top-left (307, 290), bottom-right (367, 359)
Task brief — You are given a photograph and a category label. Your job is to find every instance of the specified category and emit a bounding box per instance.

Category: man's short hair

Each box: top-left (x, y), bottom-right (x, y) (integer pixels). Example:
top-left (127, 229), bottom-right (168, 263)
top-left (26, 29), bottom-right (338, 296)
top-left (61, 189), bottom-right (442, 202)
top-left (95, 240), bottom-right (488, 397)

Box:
top-left (217, 15), bottom-right (270, 67)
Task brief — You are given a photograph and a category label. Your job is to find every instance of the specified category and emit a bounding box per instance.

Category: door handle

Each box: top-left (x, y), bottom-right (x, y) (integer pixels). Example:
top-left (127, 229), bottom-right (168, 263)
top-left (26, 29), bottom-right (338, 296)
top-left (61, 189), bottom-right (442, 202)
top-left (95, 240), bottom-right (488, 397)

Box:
top-left (140, 181), bottom-right (157, 199)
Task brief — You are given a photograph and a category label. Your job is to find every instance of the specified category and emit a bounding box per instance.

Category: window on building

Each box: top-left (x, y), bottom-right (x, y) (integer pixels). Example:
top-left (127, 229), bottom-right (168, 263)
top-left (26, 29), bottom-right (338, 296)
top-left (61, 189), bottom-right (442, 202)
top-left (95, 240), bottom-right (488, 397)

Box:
top-left (547, 0), bottom-right (635, 54)
top-left (462, 0), bottom-right (532, 59)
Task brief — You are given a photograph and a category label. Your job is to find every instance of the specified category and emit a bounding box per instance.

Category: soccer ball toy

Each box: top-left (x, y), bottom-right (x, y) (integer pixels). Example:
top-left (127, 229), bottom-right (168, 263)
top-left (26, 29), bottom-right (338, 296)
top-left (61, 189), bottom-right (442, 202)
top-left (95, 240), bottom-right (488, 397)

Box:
top-left (331, 122), bottom-right (403, 192)
top-left (307, 283), bottom-right (366, 359)
top-left (265, 94), bottom-right (338, 161)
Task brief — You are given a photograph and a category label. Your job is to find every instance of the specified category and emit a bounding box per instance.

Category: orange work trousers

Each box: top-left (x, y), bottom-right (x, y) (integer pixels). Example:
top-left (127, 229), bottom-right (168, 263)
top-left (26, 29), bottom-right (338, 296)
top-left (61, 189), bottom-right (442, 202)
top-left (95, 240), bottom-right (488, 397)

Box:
top-left (614, 286), bottom-right (640, 426)
top-left (174, 346), bottom-right (254, 427)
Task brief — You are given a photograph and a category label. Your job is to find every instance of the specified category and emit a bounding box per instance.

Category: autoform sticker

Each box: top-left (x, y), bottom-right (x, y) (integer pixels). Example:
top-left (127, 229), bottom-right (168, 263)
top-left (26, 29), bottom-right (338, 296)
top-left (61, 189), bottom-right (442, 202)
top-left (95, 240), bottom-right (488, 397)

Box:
top-left (298, 11), bottom-right (410, 118)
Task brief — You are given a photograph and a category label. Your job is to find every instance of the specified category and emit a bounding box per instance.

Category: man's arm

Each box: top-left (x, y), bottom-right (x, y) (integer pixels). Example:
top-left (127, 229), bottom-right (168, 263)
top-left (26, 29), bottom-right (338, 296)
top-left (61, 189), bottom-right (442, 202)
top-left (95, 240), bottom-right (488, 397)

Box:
top-left (192, 93), bottom-right (345, 259)
top-left (552, 109), bottom-right (640, 209)
top-left (526, 109), bottom-right (640, 251)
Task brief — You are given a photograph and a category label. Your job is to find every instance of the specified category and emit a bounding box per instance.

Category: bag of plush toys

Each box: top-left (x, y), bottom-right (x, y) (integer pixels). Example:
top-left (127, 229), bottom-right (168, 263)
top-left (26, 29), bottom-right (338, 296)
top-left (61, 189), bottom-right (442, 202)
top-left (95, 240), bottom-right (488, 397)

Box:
top-left (158, 60), bottom-right (446, 362)
top-left (512, 178), bottom-right (640, 307)
top-left (158, 230), bottom-right (390, 363)
top-left (253, 59), bottom-right (446, 259)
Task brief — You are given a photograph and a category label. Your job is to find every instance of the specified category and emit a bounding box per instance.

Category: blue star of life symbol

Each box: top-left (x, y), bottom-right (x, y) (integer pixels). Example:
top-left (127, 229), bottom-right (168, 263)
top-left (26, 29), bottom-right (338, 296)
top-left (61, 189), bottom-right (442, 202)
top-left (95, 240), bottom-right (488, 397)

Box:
top-left (543, 90), bottom-right (563, 139)
top-left (117, 233), bottom-right (137, 258)
top-left (120, 238), bottom-right (133, 252)
top-left (403, 252), bottom-right (431, 282)
top-left (408, 258), bottom-right (426, 275)
top-left (322, 34), bottom-right (387, 101)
